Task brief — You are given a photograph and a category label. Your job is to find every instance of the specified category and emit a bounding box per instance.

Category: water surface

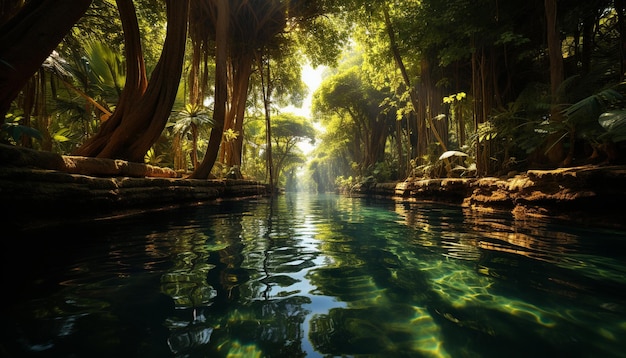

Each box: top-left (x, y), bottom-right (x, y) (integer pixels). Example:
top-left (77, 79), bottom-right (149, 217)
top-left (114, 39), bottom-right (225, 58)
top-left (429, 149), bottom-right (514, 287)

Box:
top-left (3, 193), bottom-right (626, 357)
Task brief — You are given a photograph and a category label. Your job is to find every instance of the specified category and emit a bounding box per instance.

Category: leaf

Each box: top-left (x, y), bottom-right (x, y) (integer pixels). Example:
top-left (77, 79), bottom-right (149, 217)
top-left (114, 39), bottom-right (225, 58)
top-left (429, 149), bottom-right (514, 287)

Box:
top-left (598, 110), bottom-right (626, 142)
top-left (53, 134), bottom-right (71, 142)
top-left (1, 123), bottom-right (42, 141)
top-left (439, 150), bottom-right (468, 160)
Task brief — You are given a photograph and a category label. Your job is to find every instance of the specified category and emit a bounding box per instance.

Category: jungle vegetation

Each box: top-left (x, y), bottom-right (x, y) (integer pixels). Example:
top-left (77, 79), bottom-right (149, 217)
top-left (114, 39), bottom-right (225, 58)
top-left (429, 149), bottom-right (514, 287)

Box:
top-left (1, 0), bottom-right (625, 193)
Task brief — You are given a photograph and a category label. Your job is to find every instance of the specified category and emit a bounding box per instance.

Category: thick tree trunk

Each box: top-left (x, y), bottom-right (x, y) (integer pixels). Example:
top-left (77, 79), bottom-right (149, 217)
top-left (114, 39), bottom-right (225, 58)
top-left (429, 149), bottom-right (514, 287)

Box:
top-left (73, 0), bottom-right (189, 162)
top-left (191, 0), bottom-right (229, 179)
top-left (73, 0), bottom-right (148, 157)
top-left (219, 53), bottom-right (253, 168)
top-left (0, 0), bottom-right (92, 121)
top-left (125, 0), bottom-right (189, 161)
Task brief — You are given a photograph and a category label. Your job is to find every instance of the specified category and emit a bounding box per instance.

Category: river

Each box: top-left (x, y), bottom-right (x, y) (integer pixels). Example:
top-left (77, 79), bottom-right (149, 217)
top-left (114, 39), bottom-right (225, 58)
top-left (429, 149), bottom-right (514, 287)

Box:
top-left (3, 193), bottom-right (625, 357)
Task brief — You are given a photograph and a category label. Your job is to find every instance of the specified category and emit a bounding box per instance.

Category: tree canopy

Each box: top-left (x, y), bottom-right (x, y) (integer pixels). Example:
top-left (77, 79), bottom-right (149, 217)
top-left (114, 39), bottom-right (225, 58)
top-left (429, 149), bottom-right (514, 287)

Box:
top-left (2, 0), bottom-right (626, 192)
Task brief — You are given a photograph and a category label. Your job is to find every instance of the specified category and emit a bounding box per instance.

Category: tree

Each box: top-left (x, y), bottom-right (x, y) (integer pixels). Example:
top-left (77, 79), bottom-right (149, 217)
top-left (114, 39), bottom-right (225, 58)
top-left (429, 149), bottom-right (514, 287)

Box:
top-left (73, 0), bottom-right (189, 162)
top-left (543, 0), bottom-right (567, 165)
top-left (189, 0), bottom-right (349, 179)
top-left (0, 0), bottom-right (93, 122)
top-left (172, 103), bottom-right (214, 170)
top-left (313, 53), bottom-right (396, 177)
top-left (188, 0), bottom-right (229, 179)
top-left (269, 113), bottom-right (316, 189)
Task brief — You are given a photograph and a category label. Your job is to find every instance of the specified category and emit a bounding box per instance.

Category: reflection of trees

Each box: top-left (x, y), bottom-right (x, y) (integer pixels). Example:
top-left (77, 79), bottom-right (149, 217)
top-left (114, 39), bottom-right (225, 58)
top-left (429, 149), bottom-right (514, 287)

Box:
top-left (160, 228), bottom-right (219, 312)
top-left (394, 201), bottom-right (481, 261)
top-left (463, 210), bottom-right (579, 263)
top-left (394, 200), bottom-right (581, 264)
top-left (164, 203), bottom-right (249, 355)
top-left (167, 196), bottom-right (315, 356)
top-left (207, 296), bottom-right (310, 357)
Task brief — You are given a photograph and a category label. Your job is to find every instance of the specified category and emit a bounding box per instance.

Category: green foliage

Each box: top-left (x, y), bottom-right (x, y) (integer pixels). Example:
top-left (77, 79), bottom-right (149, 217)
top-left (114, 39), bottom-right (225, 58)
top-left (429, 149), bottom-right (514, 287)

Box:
top-left (82, 41), bottom-right (126, 96)
top-left (271, 113), bottom-right (316, 142)
top-left (144, 147), bottom-right (166, 165)
top-left (334, 175), bottom-right (357, 193)
top-left (443, 92), bottom-right (467, 104)
top-left (6, 0), bottom-right (625, 180)
top-left (52, 128), bottom-right (72, 143)
top-left (563, 82), bottom-right (626, 145)
top-left (294, 12), bottom-right (351, 68)
top-left (598, 110), bottom-right (626, 143)
top-left (172, 103), bottom-right (215, 135)
top-left (1, 114), bottom-right (42, 144)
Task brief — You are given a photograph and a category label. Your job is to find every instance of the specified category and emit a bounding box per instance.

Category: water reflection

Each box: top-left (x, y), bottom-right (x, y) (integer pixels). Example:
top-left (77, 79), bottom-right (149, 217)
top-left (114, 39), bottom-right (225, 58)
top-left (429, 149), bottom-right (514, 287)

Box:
top-left (3, 194), bottom-right (626, 357)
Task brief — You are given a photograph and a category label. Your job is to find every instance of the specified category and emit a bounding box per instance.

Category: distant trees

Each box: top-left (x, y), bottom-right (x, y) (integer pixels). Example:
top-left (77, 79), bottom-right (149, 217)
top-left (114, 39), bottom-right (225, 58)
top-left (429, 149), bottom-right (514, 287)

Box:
top-left (312, 54), bottom-right (396, 177)
top-left (187, 0), bottom-right (348, 179)
top-left (304, 0), bottom-right (626, 191)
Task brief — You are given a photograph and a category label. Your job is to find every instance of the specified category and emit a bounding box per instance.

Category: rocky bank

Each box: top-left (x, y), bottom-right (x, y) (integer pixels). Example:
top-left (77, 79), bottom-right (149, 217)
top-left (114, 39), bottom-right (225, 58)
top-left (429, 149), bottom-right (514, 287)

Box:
top-left (2, 144), bottom-right (625, 230)
top-left (1, 144), bottom-right (270, 231)
top-left (357, 166), bottom-right (626, 227)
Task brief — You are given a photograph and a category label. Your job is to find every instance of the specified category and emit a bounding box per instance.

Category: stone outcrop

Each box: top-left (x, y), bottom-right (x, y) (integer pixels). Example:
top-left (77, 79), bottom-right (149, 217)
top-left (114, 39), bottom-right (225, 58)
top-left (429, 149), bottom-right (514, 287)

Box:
top-left (0, 143), bottom-right (178, 178)
top-left (2, 144), bottom-right (624, 229)
top-left (1, 144), bottom-right (270, 231)
top-left (467, 166), bottom-right (626, 223)
top-left (356, 166), bottom-right (626, 226)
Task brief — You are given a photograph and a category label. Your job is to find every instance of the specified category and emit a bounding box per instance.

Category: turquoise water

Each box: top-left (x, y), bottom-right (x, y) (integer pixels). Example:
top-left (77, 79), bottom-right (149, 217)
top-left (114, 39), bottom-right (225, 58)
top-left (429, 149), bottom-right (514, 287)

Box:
top-left (3, 193), bottom-right (626, 357)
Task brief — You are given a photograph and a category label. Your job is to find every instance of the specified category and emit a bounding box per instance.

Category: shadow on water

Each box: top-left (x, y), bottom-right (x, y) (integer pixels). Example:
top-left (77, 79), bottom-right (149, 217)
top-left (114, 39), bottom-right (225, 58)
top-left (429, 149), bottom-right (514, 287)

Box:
top-left (2, 193), bottom-right (626, 357)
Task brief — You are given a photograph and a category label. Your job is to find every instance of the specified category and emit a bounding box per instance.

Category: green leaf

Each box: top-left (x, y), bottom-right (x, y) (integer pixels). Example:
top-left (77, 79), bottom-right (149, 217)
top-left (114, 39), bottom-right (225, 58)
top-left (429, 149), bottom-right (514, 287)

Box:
top-left (1, 123), bottom-right (42, 142)
top-left (598, 110), bottom-right (626, 142)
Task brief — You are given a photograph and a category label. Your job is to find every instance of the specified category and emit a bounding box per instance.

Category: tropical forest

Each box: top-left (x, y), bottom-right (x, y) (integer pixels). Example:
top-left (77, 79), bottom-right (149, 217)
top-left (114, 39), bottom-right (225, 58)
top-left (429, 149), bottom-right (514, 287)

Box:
top-left (2, 0), bottom-right (626, 193)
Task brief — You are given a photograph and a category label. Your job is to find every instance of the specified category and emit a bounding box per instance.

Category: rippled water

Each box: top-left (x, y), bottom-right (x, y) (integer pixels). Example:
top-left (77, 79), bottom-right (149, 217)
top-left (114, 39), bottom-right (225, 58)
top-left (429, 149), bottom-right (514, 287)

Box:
top-left (3, 193), bottom-right (626, 357)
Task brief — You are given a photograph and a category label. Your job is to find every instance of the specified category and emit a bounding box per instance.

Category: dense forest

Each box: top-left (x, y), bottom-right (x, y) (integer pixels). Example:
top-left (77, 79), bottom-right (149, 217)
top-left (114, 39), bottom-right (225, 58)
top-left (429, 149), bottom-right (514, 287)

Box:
top-left (1, 0), bottom-right (625, 193)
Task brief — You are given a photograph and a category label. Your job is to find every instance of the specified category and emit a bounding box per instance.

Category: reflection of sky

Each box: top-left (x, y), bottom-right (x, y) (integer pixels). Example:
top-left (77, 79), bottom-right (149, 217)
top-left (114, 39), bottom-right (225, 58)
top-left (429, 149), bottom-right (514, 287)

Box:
top-left (286, 197), bottom-right (348, 357)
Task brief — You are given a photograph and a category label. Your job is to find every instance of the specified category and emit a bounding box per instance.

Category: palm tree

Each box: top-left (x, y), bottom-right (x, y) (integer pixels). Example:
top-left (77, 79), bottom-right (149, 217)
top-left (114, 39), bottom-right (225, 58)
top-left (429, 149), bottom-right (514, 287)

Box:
top-left (172, 103), bottom-right (214, 171)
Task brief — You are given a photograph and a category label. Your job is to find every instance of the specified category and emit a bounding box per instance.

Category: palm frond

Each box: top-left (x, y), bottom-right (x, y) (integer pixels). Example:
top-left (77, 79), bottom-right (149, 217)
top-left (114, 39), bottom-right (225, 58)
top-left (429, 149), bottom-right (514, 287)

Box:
top-left (598, 110), bottom-right (626, 142)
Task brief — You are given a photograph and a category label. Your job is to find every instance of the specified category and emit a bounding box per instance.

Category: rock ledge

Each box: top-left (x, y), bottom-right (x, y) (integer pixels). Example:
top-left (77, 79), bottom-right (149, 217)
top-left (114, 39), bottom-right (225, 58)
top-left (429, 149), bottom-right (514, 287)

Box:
top-left (357, 166), bottom-right (626, 227)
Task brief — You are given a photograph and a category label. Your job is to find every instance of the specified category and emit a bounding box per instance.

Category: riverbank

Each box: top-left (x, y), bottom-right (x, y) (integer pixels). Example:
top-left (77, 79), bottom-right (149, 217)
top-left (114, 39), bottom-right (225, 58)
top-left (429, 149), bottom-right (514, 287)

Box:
top-left (2, 144), bottom-right (625, 229)
top-left (1, 144), bottom-right (270, 231)
top-left (353, 165), bottom-right (626, 227)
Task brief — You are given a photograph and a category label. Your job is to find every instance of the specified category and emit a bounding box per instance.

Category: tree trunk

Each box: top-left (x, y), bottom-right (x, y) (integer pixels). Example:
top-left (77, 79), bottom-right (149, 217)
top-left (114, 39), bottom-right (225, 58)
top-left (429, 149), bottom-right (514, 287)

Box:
top-left (616, 0), bottom-right (626, 82)
top-left (544, 0), bottom-right (566, 165)
top-left (125, 0), bottom-right (189, 161)
top-left (191, 0), bottom-right (229, 179)
top-left (382, 5), bottom-right (447, 163)
top-left (73, 0), bottom-right (148, 157)
top-left (219, 53), bottom-right (253, 168)
top-left (74, 0), bottom-right (189, 162)
top-left (0, 0), bottom-right (92, 121)
top-left (545, 0), bottom-right (564, 101)
top-left (258, 53), bottom-right (275, 194)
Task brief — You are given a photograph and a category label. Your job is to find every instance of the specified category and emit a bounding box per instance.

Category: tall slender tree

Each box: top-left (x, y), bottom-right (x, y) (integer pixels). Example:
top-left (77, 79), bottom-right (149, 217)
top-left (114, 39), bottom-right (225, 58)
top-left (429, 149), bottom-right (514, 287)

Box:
top-left (189, 0), bottom-right (347, 179)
